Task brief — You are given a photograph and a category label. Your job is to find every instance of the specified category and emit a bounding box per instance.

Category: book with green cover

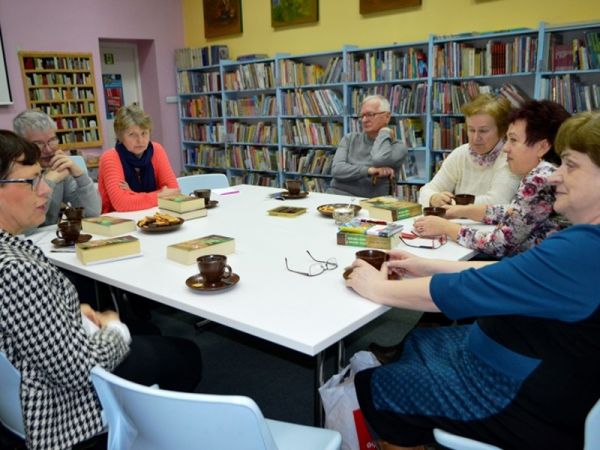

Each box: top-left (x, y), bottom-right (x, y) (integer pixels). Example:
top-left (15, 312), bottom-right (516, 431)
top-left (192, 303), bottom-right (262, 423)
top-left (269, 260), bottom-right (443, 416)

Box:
top-left (167, 234), bottom-right (235, 265)
top-left (81, 216), bottom-right (136, 237)
top-left (336, 231), bottom-right (399, 250)
top-left (76, 235), bottom-right (141, 265)
top-left (158, 195), bottom-right (205, 213)
top-left (338, 218), bottom-right (404, 237)
top-left (359, 196), bottom-right (422, 222)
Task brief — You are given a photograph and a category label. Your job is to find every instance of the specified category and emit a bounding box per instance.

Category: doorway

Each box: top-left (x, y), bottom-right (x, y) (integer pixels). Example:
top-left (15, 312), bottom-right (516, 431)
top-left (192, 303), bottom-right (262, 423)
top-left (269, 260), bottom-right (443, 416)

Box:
top-left (99, 42), bottom-right (143, 146)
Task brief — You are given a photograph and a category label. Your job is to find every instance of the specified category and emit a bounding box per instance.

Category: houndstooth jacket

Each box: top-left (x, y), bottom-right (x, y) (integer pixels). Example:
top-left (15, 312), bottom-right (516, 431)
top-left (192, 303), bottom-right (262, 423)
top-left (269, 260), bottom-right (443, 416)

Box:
top-left (0, 230), bottom-right (129, 450)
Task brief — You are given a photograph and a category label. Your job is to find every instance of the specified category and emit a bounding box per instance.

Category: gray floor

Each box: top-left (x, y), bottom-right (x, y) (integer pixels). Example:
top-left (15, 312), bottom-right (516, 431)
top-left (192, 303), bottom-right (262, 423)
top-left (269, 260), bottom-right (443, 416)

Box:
top-left (149, 302), bottom-right (422, 425)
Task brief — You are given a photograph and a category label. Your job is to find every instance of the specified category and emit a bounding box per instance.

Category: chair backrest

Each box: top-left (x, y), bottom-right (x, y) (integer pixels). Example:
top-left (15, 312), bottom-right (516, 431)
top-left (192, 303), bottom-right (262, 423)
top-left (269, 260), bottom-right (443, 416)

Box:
top-left (585, 398), bottom-right (600, 450)
top-left (70, 155), bottom-right (89, 176)
top-left (0, 351), bottom-right (25, 438)
top-left (433, 428), bottom-right (501, 450)
top-left (91, 366), bottom-right (279, 450)
top-left (177, 173), bottom-right (229, 195)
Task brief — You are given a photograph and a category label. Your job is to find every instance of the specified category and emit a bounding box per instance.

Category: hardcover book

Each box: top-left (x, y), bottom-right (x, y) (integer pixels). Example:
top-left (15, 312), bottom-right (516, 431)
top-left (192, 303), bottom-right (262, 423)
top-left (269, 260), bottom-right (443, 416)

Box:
top-left (157, 195), bottom-right (205, 213)
top-left (336, 231), bottom-right (400, 250)
top-left (167, 235), bottom-right (235, 265)
top-left (76, 235), bottom-right (141, 265)
top-left (158, 207), bottom-right (207, 221)
top-left (338, 218), bottom-right (404, 237)
top-left (81, 216), bottom-right (136, 237)
top-left (359, 197), bottom-right (422, 222)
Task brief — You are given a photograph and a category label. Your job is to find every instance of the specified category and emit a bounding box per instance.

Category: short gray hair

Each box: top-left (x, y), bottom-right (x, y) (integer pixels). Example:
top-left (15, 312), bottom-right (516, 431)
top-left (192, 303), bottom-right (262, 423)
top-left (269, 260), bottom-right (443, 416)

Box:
top-left (13, 110), bottom-right (57, 137)
top-left (362, 95), bottom-right (391, 113)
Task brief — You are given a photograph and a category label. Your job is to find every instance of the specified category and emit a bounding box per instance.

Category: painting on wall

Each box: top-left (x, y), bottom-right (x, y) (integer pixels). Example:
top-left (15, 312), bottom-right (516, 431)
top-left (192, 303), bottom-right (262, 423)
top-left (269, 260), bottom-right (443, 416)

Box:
top-left (360, 0), bottom-right (422, 15)
top-left (203, 0), bottom-right (243, 38)
top-left (271, 0), bottom-right (319, 28)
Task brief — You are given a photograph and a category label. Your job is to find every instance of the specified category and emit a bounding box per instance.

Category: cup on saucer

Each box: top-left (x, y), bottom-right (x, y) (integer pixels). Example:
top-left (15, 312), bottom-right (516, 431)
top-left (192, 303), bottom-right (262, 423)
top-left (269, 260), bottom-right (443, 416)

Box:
top-left (285, 179), bottom-right (302, 196)
top-left (56, 220), bottom-right (82, 245)
top-left (355, 249), bottom-right (388, 270)
top-left (197, 254), bottom-right (232, 286)
top-left (193, 189), bottom-right (211, 205)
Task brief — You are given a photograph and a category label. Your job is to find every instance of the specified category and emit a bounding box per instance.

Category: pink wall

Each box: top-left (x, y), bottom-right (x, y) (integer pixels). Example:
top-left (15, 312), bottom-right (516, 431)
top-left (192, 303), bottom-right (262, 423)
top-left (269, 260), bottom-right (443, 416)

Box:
top-left (0, 0), bottom-right (185, 170)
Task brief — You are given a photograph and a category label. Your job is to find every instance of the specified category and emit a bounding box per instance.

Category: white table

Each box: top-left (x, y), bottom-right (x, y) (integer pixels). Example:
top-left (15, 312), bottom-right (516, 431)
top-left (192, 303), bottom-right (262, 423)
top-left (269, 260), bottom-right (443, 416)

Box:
top-left (33, 185), bottom-right (479, 421)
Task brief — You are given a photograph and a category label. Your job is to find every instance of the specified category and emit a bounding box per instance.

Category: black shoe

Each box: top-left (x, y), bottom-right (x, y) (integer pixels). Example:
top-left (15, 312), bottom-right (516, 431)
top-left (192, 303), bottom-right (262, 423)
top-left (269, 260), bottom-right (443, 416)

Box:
top-left (368, 342), bottom-right (402, 364)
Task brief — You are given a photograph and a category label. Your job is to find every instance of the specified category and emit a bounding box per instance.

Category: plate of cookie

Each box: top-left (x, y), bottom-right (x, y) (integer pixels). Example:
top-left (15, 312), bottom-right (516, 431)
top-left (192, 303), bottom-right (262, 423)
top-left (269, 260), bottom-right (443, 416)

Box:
top-left (317, 203), bottom-right (362, 218)
top-left (137, 212), bottom-right (184, 232)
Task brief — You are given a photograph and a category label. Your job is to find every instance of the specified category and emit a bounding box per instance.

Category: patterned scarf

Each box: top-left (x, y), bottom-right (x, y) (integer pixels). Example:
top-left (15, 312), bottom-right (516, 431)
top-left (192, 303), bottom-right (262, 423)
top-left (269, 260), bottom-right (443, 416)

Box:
top-left (469, 139), bottom-right (505, 167)
top-left (115, 141), bottom-right (157, 193)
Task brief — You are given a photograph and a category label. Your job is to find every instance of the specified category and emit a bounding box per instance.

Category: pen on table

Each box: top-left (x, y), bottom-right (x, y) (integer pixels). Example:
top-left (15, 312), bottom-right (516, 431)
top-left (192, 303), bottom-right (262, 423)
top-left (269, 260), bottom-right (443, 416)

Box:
top-left (219, 190), bottom-right (240, 196)
top-left (51, 249), bottom-right (76, 253)
top-left (359, 218), bottom-right (388, 225)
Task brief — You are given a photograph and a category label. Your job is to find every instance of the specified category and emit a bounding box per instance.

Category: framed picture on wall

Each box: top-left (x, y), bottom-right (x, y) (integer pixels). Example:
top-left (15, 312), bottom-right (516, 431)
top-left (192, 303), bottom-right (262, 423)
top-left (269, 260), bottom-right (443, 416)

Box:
top-left (203, 0), bottom-right (243, 39)
top-left (0, 26), bottom-right (13, 105)
top-left (271, 0), bottom-right (319, 28)
top-left (360, 0), bottom-right (422, 15)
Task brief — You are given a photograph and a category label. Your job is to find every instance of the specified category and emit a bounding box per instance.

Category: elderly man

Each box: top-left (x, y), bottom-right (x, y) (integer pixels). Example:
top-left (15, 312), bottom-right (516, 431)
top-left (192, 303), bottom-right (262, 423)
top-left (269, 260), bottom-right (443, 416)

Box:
top-left (328, 94), bottom-right (407, 197)
top-left (13, 110), bottom-right (101, 226)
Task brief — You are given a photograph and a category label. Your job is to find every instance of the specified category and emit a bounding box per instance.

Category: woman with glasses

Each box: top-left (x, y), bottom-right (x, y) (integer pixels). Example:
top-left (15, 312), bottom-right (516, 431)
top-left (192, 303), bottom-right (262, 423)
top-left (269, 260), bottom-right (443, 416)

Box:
top-left (98, 104), bottom-right (180, 212)
top-left (346, 113), bottom-right (600, 449)
top-left (13, 110), bottom-right (101, 226)
top-left (0, 130), bottom-right (202, 449)
top-left (418, 94), bottom-right (521, 208)
top-left (328, 95), bottom-right (407, 197)
top-left (414, 100), bottom-right (571, 258)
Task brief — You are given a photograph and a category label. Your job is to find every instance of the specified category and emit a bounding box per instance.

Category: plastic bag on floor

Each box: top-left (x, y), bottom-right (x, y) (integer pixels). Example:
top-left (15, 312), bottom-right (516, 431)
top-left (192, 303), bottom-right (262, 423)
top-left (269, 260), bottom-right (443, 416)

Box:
top-left (319, 351), bottom-right (380, 450)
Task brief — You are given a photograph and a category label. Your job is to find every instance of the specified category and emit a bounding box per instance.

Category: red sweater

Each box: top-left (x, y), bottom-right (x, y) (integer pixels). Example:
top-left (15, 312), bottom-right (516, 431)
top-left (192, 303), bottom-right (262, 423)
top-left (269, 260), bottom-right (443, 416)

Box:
top-left (98, 142), bottom-right (179, 213)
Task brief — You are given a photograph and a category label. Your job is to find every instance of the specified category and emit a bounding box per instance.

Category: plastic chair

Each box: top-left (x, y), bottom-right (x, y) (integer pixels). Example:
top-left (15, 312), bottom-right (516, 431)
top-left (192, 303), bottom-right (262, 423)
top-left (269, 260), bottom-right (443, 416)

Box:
top-left (585, 398), bottom-right (600, 450)
top-left (0, 351), bottom-right (25, 439)
top-left (177, 173), bottom-right (229, 195)
top-left (91, 366), bottom-right (341, 450)
top-left (433, 429), bottom-right (502, 450)
top-left (70, 155), bottom-right (88, 176)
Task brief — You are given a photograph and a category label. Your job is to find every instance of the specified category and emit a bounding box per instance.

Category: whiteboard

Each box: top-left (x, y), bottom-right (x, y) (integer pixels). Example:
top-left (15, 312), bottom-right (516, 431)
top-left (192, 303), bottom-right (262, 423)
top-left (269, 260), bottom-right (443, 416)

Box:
top-left (0, 27), bottom-right (13, 105)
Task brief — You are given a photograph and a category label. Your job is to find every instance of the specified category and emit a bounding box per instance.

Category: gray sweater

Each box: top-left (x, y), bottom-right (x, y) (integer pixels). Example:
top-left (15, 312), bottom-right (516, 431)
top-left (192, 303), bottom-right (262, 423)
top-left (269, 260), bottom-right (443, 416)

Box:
top-left (328, 130), bottom-right (407, 198)
top-left (43, 173), bottom-right (101, 226)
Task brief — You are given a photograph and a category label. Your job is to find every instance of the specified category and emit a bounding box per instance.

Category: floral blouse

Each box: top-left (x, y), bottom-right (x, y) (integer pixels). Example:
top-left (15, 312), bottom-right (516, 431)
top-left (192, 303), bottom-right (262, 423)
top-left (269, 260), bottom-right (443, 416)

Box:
top-left (457, 161), bottom-right (569, 257)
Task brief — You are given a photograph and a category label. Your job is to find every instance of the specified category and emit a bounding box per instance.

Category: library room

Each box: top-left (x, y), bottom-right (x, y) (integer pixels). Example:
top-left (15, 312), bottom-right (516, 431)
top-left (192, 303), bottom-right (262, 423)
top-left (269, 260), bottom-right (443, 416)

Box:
top-left (0, 1), bottom-right (599, 449)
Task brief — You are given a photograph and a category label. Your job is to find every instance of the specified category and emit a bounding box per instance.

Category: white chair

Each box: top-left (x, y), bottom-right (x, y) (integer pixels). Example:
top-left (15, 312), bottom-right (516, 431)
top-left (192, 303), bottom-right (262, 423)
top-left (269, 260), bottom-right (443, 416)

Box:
top-left (70, 155), bottom-right (88, 176)
top-left (177, 173), bottom-right (229, 195)
top-left (0, 351), bottom-right (25, 439)
top-left (91, 366), bottom-right (341, 450)
top-left (433, 429), bottom-right (501, 450)
top-left (585, 398), bottom-right (600, 450)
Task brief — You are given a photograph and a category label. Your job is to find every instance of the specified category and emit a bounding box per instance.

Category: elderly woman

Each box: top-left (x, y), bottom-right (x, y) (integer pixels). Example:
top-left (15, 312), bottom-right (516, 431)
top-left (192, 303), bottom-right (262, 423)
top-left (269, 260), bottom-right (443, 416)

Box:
top-left (419, 94), bottom-right (520, 207)
top-left (414, 100), bottom-right (571, 258)
top-left (346, 112), bottom-right (600, 449)
top-left (98, 104), bottom-right (180, 213)
top-left (0, 130), bottom-right (201, 449)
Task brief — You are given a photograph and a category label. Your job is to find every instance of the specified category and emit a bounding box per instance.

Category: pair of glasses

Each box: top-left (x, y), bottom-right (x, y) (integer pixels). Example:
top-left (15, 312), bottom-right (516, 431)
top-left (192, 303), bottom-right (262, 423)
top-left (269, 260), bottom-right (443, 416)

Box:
top-left (0, 171), bottom-right (47, 192)
top-left (285, 250), bottom-right (338, 277)
top-left (31, 136), bottom-right (60, 151)
top-left (359, 111), bottom-right (386, 120)
top-left (399, 233), bottom-right (447, 249)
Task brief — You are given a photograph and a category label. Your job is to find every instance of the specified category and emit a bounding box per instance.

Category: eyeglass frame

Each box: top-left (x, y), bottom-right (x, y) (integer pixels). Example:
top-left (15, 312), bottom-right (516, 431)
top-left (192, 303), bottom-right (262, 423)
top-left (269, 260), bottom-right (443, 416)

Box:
top-left (359, 111), bottom-right (387, 120)
top-left (31, 136), bottom-right (60, 151)
top-left (399, 233), bottom-right (447, 250)
top-left (0, 171), bottom-right (47, 192)
top-left (285, 250), bottom-right (338, 277)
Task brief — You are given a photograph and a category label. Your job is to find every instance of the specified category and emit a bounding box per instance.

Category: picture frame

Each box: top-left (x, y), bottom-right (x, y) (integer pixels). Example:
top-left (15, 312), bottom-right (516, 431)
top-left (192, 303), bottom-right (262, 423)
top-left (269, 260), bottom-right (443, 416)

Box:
top-left (360, 0), bottom-right (422, 15)
top-left (0, 26), bottom-right (13, 105)
top-left (203, 0), bottom-right (243, 39)
top-left (271, 0), bottom-right (319, 28)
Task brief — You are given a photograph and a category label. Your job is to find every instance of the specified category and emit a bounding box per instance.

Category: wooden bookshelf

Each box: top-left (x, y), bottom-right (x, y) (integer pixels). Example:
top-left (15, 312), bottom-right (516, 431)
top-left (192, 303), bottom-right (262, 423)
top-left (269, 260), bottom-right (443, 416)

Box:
top-left (19, 51), bottom-right (103, 149)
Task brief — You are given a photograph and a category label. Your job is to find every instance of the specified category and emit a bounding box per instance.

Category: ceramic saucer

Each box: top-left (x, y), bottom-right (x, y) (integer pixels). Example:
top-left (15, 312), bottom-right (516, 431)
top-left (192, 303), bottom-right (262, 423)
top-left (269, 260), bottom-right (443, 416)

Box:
top-left (185, 273), bottom-right (240, 292)
top-left (206, 200), bottom-right (219, 209)
top-left (51, 234), bottom-right (92, 247)
top-left (280, 191), bottom-right (308, 200)
top-left (342, 267), bottom-right (401, 280)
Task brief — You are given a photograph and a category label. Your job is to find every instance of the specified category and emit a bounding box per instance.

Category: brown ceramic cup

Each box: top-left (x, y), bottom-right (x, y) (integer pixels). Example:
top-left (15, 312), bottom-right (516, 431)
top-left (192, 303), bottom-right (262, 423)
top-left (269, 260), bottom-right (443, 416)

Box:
top-left (285, 179), bottom-right (302, 195)
top-left (454, 194), bottom-right (475, 205)
top-left (63, 206), bottom-right (84, 221)
top-left (56, 220), bottom-right (82, 244)
top-left (355, 249), bottom-right (389, 270)
top-left (193, 189), bottom-right (211, 203)
top-left (197, 254), bottom-right (232, 285)
top-left (423, 206), bottom-right (446, 217)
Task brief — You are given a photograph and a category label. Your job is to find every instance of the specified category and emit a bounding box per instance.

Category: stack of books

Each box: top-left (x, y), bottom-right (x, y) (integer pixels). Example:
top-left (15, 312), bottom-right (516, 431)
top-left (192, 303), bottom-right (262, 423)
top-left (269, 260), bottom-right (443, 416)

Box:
top-left (359, 196), bottom-right (422, 222)
top-left (337, 218), bottom-right (404, 250)
top-left (82, 216), bottom-right (136, 237)
top-left (157, 194), bottom-right (207, 220)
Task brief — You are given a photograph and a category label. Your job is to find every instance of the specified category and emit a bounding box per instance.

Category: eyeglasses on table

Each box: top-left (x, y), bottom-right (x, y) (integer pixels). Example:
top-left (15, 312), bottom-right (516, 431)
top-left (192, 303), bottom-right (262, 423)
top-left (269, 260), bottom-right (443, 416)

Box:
top-left (285, 250), bottom-right (338, 277)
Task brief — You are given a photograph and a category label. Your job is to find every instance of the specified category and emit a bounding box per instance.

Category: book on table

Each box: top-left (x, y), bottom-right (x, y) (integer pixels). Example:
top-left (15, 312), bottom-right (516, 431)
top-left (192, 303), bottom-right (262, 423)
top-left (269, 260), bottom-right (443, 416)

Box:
top-left (158, 207), bottom-right (207, 221)
top-left (167, 235), bottom-right (235, 265)
top-left (157, 195), bottom-right (205, 213)
top-left (81, 216), bottom-right (136, 237)
top-left (336, 218), bottom-right (403, 250)
top-left (336, 231), bottom-right (400, 250)
top-left (359, 196), bottom-right (422, 222)
top-left (267, 206), bottom-right (307, 217)
top-left (76, 235), bottom-right (141, 265)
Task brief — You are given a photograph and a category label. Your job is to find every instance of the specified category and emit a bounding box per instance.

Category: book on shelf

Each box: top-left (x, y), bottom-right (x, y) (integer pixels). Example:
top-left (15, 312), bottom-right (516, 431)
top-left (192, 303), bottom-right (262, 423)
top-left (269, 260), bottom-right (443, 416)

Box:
top-left (210, 45), bottom-right (229, 65)
top-left (157, 208), bottom-right (208, 221)
top-left (81, 216), bottom-right (136, 237)
top-left (359, 196), bottom-right (422, 222)
top-left (236, 53), bottom-right (269, 62)
top-left (157, 195), bottom-right (205, 213)
top-left (336, 231), bottom-right (400, 250)
top-left (76, 235), bottom-right (141, 265)
top-left (167, 235), bottom-right (235, 265)
top-left (338, 218), bottom-right (404, 237)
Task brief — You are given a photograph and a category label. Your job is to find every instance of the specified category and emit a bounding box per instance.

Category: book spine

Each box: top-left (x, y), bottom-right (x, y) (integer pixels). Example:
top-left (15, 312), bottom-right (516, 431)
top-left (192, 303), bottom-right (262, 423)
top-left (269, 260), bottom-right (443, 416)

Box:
top-left (337, 232), bottom-right (393, 250)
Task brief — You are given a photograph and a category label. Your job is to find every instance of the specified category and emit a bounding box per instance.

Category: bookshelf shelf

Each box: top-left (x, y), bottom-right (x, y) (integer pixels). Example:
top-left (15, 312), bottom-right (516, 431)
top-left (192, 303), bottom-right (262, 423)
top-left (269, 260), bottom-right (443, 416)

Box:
top-left (176, 21), bottom-right (600, 197)
top-left (19, 51), bottom-right (103, 150)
